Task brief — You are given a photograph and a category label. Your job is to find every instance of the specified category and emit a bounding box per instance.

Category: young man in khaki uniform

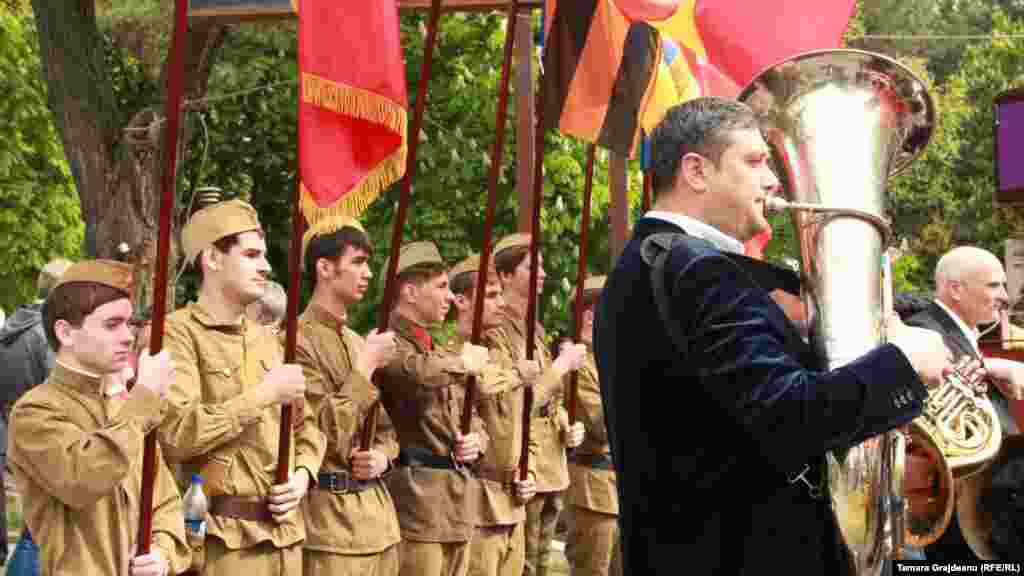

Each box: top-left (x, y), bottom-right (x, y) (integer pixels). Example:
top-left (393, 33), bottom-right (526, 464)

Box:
top-left (376, 241), bottom-right (492, 576)
top-left (8, 259), bottom-right (190, 576)
top-left (489, 233), bottom-right (586, 576)
top-left (294, 220), bottom-right (402, 575)
top-left (448, 254), bottom-right (541, 576)
top-left (157, 199), bottom-right (327, 576)
top-left (564, 276), bottom-right (621, 576)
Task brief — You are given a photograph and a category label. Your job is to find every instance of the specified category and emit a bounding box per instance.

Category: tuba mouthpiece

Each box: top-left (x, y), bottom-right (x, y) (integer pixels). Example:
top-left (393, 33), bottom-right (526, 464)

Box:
top-left (765, 196), bottom-right (790, 213)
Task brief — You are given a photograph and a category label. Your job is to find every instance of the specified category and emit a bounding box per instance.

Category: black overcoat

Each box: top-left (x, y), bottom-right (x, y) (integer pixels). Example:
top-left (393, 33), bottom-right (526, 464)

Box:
top-left (594, 217), bottom-right (929, 574)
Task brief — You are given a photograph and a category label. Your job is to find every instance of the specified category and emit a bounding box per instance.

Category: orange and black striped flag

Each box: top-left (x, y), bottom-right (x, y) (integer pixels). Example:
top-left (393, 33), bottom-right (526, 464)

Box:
top-left (542, 0), bottom-right (662, 158)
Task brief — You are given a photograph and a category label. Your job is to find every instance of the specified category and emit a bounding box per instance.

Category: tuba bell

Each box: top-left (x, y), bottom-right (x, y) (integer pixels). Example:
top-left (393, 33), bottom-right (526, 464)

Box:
top-left (737, 49), bottom-right (1002, 574)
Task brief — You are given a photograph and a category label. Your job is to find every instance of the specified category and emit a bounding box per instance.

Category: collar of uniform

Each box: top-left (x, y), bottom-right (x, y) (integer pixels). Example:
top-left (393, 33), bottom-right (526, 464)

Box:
top-left (500, 304), bottom-right (527, 337)
top-left (52, 360), bottom-right (105, 396)
top-left (390, 311), bottom-right (433, 351)
top-left (303, 302), bottom-right (348, 334)
top-left (187, 301), bottom-right (247, 334)
top-left (933, 298), bottom-right (980, 353)
top-left (644, 210), bottom-right (745, 254)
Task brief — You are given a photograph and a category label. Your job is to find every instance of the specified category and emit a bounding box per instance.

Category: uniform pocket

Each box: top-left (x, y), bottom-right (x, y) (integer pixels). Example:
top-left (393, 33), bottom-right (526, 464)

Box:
top-left (200, 360), bottom-right (242, 404)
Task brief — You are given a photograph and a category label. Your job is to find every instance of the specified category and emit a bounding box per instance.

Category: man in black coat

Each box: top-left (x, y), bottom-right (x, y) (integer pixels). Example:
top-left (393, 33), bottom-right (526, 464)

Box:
top-left (903, 246), bottom-right (1024, 561)
top-left (592, 97), bottom-right (953, 574)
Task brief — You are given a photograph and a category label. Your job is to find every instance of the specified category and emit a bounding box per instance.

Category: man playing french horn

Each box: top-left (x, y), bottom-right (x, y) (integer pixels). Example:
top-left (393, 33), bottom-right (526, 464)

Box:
top-left (902, 245), bottom-right (1024, 561)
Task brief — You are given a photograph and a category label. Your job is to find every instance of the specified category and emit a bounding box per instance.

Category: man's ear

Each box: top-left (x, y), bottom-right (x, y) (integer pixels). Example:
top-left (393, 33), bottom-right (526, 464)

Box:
top-left (54, 319), bottom-right (76, 348)
top-left (583, 308), bottom-right (595, 325)
top-left (678, 152), bottom-right (709, 193)
top-left (453, 293), bottom-right (470, 311)
top-left (400, 281), bottom-right (417, 304)
top-left (201, 247), bottom-right (221, 273)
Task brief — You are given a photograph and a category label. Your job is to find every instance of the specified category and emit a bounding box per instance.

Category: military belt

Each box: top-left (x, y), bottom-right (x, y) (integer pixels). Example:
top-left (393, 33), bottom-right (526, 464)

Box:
top-left (208, 495), bottom-right (272, 522)
top-left (398, 447), bottom-right (469, 471)
top-left (569, 452), bottom-right (614, 471)
top-left (315, 470), bottom-right (377, 494)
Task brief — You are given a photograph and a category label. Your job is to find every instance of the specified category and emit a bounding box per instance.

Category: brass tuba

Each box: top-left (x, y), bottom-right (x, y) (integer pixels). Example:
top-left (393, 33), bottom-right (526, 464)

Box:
top-left (737, 49), bottom-right (980, 574)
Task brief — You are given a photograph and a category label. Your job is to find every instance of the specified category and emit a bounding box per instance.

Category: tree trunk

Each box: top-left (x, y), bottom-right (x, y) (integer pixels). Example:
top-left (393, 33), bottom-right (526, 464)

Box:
top-left (30, 0), bottom-right (228, 314)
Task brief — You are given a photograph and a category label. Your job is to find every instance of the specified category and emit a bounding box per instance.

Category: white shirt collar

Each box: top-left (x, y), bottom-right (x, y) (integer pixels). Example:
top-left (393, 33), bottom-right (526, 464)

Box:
top-left (932, 298), bottom-right (980, 353)
top-left (644, 211), bottom-right (745, 255)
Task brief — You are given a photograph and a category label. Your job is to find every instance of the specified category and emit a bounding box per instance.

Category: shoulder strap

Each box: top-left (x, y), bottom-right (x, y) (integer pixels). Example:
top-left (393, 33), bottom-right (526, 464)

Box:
top-left (641, 233), bottom-right (701, 356)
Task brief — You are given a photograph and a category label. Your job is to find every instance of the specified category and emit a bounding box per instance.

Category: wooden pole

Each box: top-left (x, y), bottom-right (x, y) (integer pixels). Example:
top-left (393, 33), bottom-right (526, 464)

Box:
top-left (461, 1), bottom-right (520, 434)
top-left (521, 76), bottom-right (546, 482)
top-left (609, 153), bottom-right (629, 266)
top-left (361, 0), bottom-right (444, 450)
top-left (137, 0), bottom-right (188, 555)
top-left (567, 144), bottom-right (595, 425)
top-left (515, 14), bottom-right (535, 234)
top-left (274, 133), bottom-right (305, 484)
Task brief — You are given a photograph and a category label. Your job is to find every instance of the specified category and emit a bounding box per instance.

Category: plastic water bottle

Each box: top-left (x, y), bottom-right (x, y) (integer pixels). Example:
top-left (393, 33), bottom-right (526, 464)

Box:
top-left (183, 474), bottom-right (208, 541)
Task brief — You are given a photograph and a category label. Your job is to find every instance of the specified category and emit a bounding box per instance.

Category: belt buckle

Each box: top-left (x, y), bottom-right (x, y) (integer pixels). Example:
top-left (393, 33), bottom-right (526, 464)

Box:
top-left (328, 473), bottom-right (352, 494)
top-left (450, 451), bottom-right (470, 476)
top-left (787, 464), bottom-right (822, 500)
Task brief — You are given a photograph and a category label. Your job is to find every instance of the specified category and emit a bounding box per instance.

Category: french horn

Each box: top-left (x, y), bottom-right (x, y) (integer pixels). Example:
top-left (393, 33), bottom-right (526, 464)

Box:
top-left (736, 48), bottom-right (998, 574)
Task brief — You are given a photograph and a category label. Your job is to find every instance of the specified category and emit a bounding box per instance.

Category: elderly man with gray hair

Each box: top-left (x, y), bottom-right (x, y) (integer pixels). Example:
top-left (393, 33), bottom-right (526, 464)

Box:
top-left (246, 279), bottom-right (288, 332)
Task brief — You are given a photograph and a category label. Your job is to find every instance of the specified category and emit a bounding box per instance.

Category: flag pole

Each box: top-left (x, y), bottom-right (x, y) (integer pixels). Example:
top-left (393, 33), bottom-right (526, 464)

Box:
top-left (275, 90), bottom-right (306, 484)
top-left (137, 0), bottom-right (188, 554)
top-left (521, 51), bottom-right (547, 482)
top-left (566, 143), bottom-right (595, 426)
top-left (361, 0), bottom-right (444, 450)
top-left (461, 0), bottom-right (520, 434)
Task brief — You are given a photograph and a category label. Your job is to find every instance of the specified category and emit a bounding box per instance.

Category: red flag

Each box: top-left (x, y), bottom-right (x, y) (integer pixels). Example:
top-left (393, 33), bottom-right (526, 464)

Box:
top-left (695, 0), bottom-right (857, 88)
top-left (298, 0), bottom-right (407, 226)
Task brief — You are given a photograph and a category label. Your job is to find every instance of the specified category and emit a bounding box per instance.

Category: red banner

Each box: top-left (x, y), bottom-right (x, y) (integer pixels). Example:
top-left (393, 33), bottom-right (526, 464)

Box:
top-left (298, 0), bottom-right (407, 227)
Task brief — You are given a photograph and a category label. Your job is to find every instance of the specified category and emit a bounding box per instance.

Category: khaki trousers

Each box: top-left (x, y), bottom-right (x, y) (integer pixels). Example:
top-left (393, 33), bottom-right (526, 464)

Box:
top-left (303, 544), bottom-right (399, 576)
top-left (523, 492), bottom-right (563, 576)
top-left (204, 537), bottom-right (302, 576)
top-left (567, 507), bottom-right (621, 576)
top-left (399, 540), bottom-right (470, 576)
top-left (467, 523), bottom-right (524, 576)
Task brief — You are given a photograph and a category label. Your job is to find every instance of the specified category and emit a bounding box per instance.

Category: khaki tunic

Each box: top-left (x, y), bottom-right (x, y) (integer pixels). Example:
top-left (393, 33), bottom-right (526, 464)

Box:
top-left (8, 363), bottom-right (190, 576)
top-left (294, 303), bottom-right (402, 554)
top-left (449, 331), bottom-right (539, 527)
top-left (566, 349), bottom-right (617, 515)
top-left (158, 301), bottom-right (327, 550)
top-left (487, 311), bottom-right (568, 493)
top-left (377, 312), bottom-right (488, 543)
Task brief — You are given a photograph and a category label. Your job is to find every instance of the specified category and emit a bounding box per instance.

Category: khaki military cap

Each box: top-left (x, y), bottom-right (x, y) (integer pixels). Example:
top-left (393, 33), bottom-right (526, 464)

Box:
top-left (449, 254), bottom-right (481, 280)
top-left (181, 199), bottom-right (262, 266)
top-left (54, 260), bottom-right (134, 295)
top-left (494, 233), bottom-right (532, 256)
top-left (380, 241), bottom-right (445, 292)
top-left (394, 241), bottom-right (444, 274)
top-left (301, 217), bottom-right (368, 269)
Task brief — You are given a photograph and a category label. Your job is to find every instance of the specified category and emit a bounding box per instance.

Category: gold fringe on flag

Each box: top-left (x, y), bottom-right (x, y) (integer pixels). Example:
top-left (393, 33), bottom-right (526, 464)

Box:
top-left (299, 72), bottom-right (408, 226)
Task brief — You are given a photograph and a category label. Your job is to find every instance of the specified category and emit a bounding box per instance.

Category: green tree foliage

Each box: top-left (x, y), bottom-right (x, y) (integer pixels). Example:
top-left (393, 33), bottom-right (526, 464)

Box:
top-left (0, 11), bottom-right (83, 310)
top-left (887, 10), bottom-right (1024, 291)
